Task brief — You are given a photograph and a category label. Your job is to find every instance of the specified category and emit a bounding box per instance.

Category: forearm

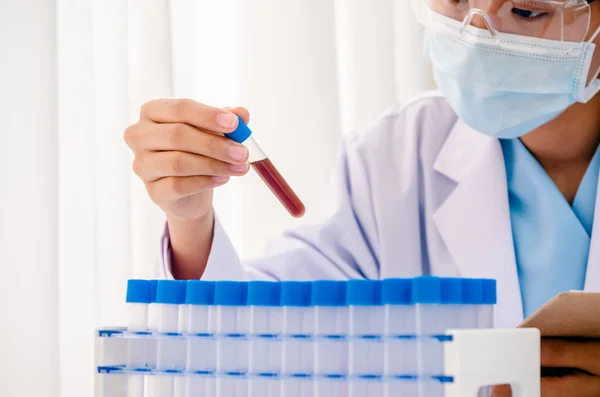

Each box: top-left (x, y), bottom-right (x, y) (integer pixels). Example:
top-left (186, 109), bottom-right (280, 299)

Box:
top-left (167, 211), bottom-right (214, 280)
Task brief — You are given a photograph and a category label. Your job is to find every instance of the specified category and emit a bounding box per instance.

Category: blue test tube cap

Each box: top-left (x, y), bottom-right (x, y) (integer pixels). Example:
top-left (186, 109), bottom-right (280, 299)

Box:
top-left (440, 277), bottom-right (462, 304)
top-left (155, 280), bottom-right (187, 305)
top-left (382, 278), bottom-right (412, 305)
top-left (148, 279), bottom-right (158, 302)
top-left (462, 278), bottom-right (483, 304)
top-left (346, 279), bottom-right (383, 306)
top-left (214, 281), bottom-right (249, 306)
top-left (481, 279), bottom-right (497, 304)
top-left (126, 279), bottom-right (156, 304)
top-left (247, 281), bottom-right (282, 306)
top-left (311, 280), bottom-right (347, 306)
top-left (186, 280), bottom-right (216, 305)
top-left (281, 281), bottom-right (312, 307)
top-left (223, 116), bottom-right (252, 144)
top-left (412, 276), bottom-right (442, 304)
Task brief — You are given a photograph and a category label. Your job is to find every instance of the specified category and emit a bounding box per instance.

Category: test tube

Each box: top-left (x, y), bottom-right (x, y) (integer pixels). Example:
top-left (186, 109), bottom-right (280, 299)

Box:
top-left (384, 377), bottom-right (418, 397)
top-left (347, 280), bottom-right (384, 397)
top-left (174, 285), bottom-right (192, 397)
top-left (479, 279), bottom-right (497, 329)
top-left (248, 281), bottom-right (283, 397)
top-left (312, 280), bottom-right (349, 397)
top-left (382, 279), bottom-right (415, 375)
top-left (145, 280), bottom-right (159, 396)
top-left (382, 278), bottom-right (416, 397)
top-left (224, 117), bottom-right (306, 218)
top-left (214, 281), bottom-right (251, 397)
top-left (460, 279), bottom-right (483, 329)
top-left (440, 277), bottom-right (463, 330)
top-left (154, 280), bottom-right (188, 397)
top-left (281, 281), bottom-right (314, 397)
top-left (125, 279), bottom-right (156, 397)
top-left (477, 279), bottom-right (496, 397)
top-left (412, 276), bottom-right (444, 386)
top-left (126, 279), bottom-right (154, 333)
top-left (413, 277), bottom-right (451, 397)
top-left (185, 281), bottom-right (217, 397)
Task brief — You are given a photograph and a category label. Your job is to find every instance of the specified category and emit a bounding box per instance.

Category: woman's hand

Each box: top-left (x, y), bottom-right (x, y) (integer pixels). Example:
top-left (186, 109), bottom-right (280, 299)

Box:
top-left (492, 338), bottom-right (600, 397)
top-left (124, 99), bottom-right (251, 279)
top-left (124, 98), bottom-right (250, 221)
top-left (538, 338), bottom-right (600, 397)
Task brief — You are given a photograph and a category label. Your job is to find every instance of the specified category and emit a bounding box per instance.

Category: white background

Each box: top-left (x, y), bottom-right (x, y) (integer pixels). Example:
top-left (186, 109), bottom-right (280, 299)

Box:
top-left (0, 0), bottom-right (433, 395)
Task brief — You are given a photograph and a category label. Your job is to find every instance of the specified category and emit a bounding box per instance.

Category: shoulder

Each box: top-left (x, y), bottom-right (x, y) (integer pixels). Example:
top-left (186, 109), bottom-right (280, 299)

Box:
top-left (344, 90), bottom-right (459, 162)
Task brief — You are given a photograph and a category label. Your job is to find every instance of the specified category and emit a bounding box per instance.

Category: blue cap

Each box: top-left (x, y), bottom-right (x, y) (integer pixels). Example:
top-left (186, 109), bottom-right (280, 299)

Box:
top-left (149, 280), bottom-right (158, 302)
top-left (126, 279), bottom-right (155, 304)
top-left (186, 280), bottom-right (216, 305)
top-left (440, 278), bottom-right (462, 304)
top-left (224, 116), bottom-right (252, 144)
top-left (412, 276), bottom-right (441, 304)
top-left (311, 280), bottom-right (347, 306)
top-left (382, 278), bottom-right (412, 305)
top-left (155, 280), bottom-right (187, 304)
top-left (481, 279), bottom-right (497, 304)
top-left (281, 281), bottom-right (312, 307)
top-left (214, 281), bottom-right (248, 306)
top-left (462, 279), bottom-right (483, 304)
top-left (247, 281), bottom-right (281, 306)
top-left (346, 280), bottom-right (382, 306)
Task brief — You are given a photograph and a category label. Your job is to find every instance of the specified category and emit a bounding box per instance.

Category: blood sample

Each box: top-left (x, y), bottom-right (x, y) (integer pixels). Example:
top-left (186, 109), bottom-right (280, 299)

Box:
top-left (224, 117), bottom-right (306, 218)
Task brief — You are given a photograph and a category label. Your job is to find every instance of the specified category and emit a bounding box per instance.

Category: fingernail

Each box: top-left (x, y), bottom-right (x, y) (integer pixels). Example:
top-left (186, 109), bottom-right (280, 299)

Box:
top-left (229, 163), bottom-right (248, 173)
top-left (212, 176), bottom-right (229, 183)
top-left (216, 113), bottom-right (238, 129)
top-left (227, 145), bottom-right (248, 162)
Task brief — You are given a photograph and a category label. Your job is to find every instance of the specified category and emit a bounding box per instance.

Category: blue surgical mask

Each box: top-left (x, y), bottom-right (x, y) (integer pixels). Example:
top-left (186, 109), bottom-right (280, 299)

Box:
top-left (423, 11), bottom-right (600, 139)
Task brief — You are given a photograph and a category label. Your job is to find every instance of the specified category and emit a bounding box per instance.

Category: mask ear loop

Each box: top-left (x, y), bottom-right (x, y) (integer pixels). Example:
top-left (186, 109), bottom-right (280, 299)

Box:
top-left (590, 24), bottom-right (600, 44)
top-left (581, 24), bottom-right (600, 102)
top-left (589, 25), bottom-right (600, 84)
top-left (571, 13), bottom-right (600, 102)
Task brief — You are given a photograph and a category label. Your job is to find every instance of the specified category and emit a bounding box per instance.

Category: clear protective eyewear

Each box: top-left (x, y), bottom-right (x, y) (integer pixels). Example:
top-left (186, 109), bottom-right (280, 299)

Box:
top-left (412, 0), bottom-right (597, 49)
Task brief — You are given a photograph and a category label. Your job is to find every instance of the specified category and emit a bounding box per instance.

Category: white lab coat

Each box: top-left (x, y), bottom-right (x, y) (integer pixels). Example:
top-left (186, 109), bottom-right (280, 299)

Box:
top-left (160, 90), bottom-right (600, 329)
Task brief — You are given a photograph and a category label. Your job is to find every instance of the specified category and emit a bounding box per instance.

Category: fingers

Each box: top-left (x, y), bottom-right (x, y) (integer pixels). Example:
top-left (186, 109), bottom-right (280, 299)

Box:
top-left (127, 99), bottom-right (253, 219)
top-left (146, 175), bottom-right (229, 205)
top-left (541, 338), bottom-right (600, 375)
top-left (125, 122), bottom-right (249, 165)
top-left (492, 376), bottom-right (600, 397)
top-left (542, 374), bottom-right (600, 397)
top-left (140, 98), bottom-right (241, 134)
top-left (133, 151), bottom-right (249, 183)
top-left (225, 106), bottom-right (250, 125)
top-left (491, 384), bottom-right (512, 397)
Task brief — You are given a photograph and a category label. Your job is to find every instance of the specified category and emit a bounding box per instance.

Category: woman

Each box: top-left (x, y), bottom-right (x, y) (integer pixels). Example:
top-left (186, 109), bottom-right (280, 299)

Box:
top-left (125, 1), bottom-right (600, 395)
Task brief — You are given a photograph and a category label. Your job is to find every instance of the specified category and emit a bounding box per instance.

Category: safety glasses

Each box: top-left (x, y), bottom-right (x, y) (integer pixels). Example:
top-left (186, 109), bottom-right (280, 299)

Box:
top-left (412, 0), bottom-right (594, 44)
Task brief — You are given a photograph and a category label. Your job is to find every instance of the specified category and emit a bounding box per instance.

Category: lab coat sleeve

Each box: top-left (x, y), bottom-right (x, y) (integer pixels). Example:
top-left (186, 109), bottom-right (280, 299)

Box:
top-left (159, 213), bottom-right (248, 280)
top-left (160, 132), bottom-right (380, 281)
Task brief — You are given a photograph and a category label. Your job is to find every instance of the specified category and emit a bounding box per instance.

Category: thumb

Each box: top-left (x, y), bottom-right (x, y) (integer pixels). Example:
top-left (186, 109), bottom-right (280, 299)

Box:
top-left (223, 106), bottom-right (250, 125)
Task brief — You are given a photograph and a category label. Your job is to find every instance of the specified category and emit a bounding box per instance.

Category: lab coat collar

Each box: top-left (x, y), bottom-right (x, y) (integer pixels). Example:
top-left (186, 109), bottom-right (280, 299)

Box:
top-left (432, 120), bottom-right (524, 328)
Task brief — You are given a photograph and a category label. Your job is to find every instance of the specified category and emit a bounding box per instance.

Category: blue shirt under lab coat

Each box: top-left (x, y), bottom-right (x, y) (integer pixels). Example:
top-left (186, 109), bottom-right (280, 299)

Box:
top-left (159, 90), bottom-right (600, 329)
top-left (501, 138), bottom-right (600, 317)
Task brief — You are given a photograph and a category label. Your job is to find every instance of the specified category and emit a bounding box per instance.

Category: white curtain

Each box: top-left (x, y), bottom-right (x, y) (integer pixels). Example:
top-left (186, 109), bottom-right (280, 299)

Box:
top-left (0, 0), bottom-right (433, 396)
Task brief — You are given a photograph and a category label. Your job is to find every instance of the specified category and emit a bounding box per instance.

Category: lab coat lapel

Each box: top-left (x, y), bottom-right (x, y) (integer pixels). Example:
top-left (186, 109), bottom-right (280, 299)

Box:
top-left (584, 171), bottom-right (600, 292)
top-left (432, 120), bottom-right (524, 328)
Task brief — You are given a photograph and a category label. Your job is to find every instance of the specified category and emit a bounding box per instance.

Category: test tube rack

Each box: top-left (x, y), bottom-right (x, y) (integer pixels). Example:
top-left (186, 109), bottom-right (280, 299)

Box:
top-left (95, 277), bottom-right (541, 397)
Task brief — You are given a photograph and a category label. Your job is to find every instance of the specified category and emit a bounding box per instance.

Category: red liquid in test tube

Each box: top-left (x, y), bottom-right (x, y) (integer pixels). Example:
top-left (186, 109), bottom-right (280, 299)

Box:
top-left (224, 117), bottom-right (306, 218)
top-left (251, 158), bottom-right (306, 218)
